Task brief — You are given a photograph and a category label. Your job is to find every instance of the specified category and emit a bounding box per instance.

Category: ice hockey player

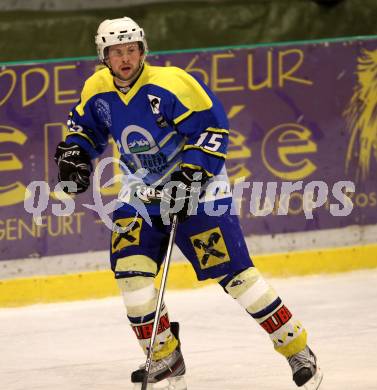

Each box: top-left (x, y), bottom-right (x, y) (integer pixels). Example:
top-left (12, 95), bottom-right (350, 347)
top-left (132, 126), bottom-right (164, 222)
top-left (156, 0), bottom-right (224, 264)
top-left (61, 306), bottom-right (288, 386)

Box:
top-left (54, 16), bottom-right (323, 390)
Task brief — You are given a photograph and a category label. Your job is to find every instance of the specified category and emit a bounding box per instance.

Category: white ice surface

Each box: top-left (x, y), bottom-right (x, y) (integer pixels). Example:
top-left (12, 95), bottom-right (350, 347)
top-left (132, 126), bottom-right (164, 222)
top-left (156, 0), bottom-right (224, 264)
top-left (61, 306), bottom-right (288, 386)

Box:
top-left (1, 269), bottom-right (377, 390)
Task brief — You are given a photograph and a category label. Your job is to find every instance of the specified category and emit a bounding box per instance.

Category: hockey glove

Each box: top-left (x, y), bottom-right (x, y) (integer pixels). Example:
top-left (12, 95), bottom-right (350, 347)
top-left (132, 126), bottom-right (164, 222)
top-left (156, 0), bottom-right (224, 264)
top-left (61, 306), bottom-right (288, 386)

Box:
top-left (161, 167), bottom-right (209, 223)
top-left (54, 141), bottom-right (92, 194)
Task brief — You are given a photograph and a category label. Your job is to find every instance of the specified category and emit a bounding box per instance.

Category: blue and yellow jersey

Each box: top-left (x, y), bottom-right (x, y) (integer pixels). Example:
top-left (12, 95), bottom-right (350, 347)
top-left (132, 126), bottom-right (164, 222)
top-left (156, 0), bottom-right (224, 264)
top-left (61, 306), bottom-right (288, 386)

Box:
top-left (65, 63), bottom-right (231, 211)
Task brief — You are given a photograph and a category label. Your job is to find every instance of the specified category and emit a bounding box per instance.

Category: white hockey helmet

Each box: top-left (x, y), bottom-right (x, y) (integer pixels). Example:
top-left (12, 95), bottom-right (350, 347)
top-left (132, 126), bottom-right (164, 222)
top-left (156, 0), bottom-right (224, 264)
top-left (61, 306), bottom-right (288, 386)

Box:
top-left (95, 17), bottom-right (148, 61)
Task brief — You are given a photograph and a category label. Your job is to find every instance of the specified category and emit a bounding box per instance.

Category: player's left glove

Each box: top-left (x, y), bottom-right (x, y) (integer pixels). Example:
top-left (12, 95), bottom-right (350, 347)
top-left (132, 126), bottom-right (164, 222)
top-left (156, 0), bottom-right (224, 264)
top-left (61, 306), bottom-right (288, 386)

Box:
top-left (161, 166), bottom-right (209, 223)
top-left (54, 141), bottom-right (92, 194)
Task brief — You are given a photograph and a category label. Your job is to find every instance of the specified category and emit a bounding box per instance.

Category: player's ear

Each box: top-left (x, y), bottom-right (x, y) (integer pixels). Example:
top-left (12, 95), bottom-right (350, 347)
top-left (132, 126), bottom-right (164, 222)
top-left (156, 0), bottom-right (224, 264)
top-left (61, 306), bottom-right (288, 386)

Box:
top-left (103, 47), bottom-right (111, 68)
top-left (138, 41), bottom-right (144, 54)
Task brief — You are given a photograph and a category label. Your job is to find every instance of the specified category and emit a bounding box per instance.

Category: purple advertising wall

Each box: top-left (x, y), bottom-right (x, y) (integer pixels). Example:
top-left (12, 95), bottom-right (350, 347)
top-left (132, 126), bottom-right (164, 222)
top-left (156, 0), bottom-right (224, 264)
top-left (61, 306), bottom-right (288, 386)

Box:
top-left (1, 38), bottom-right (377, 261)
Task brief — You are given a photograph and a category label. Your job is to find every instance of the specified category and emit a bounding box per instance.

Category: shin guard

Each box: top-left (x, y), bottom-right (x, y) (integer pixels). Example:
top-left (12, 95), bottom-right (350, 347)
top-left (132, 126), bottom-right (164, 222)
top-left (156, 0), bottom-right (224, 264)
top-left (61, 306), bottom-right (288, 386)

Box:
top-left (116, 255), bottom-right (178, 360)
top-left (224, 267), bottom-right (307, 357)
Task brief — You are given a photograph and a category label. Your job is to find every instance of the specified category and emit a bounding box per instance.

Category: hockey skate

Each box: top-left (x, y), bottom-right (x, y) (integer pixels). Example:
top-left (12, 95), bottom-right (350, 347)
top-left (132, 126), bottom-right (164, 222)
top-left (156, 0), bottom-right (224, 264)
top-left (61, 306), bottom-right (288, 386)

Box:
top-left (288, 346), bottom-right (323, 389)
top-left (132, 322), bottom-right (187, 390)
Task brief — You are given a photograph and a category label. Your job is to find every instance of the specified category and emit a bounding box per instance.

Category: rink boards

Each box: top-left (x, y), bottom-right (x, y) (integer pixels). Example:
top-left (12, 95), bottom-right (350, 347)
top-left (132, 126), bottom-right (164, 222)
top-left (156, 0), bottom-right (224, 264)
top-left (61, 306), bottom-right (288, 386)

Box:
top-left (1, 241), bottom-right (377, 307)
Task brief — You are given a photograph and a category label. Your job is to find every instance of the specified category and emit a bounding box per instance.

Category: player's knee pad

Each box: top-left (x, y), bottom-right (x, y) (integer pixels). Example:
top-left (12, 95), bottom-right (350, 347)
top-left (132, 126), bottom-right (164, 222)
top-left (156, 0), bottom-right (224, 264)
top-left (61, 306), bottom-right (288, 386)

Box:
top-left (114, 254), bottom-right (158, 281)
top-left (114, 255), bottom-right (158, 317)
top-left (221, 267), bottom-right (279, 314)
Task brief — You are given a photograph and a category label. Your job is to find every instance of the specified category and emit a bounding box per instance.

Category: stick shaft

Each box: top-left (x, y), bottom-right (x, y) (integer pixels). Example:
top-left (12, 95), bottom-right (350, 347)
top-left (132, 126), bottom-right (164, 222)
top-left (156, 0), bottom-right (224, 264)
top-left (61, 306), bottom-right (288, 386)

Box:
top-left (141, 215), bottom-right (178, 390)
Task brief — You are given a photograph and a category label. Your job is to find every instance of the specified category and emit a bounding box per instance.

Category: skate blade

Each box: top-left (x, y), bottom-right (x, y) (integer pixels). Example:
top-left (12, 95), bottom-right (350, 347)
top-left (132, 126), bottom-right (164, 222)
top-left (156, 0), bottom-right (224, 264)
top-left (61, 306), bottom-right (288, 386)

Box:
top-left (133, 376), bottom-right (187, 390)
top-left (304, 367), bottom-right (323, 390)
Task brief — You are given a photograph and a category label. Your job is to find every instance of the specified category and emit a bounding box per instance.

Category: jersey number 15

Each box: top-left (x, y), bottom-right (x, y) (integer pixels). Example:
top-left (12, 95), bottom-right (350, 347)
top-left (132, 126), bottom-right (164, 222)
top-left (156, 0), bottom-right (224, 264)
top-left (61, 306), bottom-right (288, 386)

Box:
top-left (195, 132), bottom-right (223, 152)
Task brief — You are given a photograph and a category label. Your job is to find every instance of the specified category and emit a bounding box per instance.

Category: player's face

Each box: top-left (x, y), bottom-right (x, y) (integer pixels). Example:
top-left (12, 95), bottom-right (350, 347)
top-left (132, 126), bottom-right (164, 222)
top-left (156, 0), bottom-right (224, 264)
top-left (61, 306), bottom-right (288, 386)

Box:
top-left (106, 43), bottom-right (144, 83)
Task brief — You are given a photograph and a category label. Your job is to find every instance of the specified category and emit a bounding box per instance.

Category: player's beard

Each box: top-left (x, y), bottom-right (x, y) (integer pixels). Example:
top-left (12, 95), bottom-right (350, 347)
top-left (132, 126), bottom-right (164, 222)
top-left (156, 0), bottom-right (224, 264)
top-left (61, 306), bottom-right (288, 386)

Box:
top-left (113, 61), bottom-right (143, 85)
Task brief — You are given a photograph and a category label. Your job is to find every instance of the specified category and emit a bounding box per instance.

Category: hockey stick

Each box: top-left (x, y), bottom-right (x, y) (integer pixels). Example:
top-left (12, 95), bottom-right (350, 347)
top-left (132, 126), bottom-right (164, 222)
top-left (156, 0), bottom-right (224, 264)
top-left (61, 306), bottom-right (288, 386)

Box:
top-left (141, 214), bottom-right (179, 390)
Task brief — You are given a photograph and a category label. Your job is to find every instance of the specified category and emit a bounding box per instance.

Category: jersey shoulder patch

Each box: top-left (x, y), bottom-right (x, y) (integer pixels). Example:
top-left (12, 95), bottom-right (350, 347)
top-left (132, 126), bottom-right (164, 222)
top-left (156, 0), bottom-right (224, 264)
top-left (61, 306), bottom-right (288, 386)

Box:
top-left (145, 65), bottom-right (213, 112)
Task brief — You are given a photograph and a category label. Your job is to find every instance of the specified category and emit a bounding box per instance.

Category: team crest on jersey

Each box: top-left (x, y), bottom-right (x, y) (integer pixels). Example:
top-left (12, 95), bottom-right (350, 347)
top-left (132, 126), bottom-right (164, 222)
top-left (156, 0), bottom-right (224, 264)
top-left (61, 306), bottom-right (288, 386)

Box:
top-left (95, 98), bottom-right (112, 127)
top-left (127, 132), bottom-right (151, 153)
top-left (121, 125), bottom-right (158, 155)
top-left (190, 227), bottom-right (230, 269)
top-left (147, 94), bottom-right (161, 114)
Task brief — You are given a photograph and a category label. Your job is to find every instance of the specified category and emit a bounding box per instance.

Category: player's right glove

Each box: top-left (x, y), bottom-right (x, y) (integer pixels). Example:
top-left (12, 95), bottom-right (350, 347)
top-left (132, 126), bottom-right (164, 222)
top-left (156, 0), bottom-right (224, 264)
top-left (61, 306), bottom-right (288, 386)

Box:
top-left (54, 141), bottom-right (92, 194)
